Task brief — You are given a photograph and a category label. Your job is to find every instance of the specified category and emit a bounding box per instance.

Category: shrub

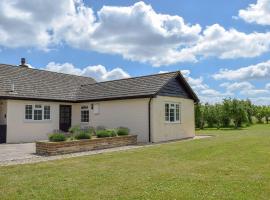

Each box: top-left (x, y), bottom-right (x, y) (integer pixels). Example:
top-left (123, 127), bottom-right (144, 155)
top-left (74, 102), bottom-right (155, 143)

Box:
top-left (49, 133), bottom-right (66, 142)
top-left (69, 125), bottom-right (81, 134)
top-left (110, 129), bottom-right (117, 137)
top-left (74, 131), bottom-right (91, 140)
top-left (96, 129), bottom-right (116, 138)
top-left (117, 127), bottom-right (129, 136)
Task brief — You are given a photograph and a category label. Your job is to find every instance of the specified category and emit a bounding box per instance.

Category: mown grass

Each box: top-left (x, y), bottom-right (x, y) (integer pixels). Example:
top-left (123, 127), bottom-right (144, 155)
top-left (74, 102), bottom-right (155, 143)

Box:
top-left (0, 124), bottom-right (270, 199)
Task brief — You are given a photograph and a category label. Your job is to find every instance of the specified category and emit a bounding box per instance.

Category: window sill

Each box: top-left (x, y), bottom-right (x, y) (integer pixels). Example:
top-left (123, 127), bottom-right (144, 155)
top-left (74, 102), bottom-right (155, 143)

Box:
top-left (24, 120), bottom-right (52, 123)
top-left (164, 121), bottom-right (181, 124)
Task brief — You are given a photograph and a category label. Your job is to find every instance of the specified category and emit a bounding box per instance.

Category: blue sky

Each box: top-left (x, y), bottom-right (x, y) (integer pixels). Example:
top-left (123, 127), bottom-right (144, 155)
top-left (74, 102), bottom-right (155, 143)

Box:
top-left (0, 0), bottom-right (269, 104)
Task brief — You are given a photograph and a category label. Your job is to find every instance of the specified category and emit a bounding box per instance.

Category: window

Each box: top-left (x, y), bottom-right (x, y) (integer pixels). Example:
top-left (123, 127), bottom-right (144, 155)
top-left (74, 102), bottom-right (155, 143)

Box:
top-left (44, 106), bottom-right (51, 120)
top-left (34, 105), bottom-right (42, 120)
top-left (25, 105), bottom-right (32, 120)
top-left (81, 106), bottom-right (89, 123)
top-left (165, 103), bottom-right (180, 123)
top-left (25, 104), bottom-right (51, 121)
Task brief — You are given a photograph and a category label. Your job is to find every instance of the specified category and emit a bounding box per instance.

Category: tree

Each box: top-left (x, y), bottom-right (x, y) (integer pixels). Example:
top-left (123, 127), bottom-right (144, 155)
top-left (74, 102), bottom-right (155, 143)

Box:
top-left (263, 106), bottom-right (270, 124)
top-left (214, 104), bottom-right (223, 129)
top-left (204, 103), bottom-right (216, 128)
top-left (244, 99), bottom-right (253, 125)
top-left (222, 99), bottom-right (232, 127)
top-left (254, 106), bottom-right (265, 124)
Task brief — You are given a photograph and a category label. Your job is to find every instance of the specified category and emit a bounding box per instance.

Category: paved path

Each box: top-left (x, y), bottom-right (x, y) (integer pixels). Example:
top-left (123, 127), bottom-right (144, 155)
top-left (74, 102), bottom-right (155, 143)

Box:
top-left (0, 135), bottom-right (211, 166)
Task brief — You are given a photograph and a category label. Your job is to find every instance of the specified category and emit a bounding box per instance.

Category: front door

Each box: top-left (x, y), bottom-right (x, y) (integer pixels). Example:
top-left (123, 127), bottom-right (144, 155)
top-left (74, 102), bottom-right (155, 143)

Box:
top-left (0, 125), bottom-right (7, 143)
top-left (59, 105), bottom-right (72, 132)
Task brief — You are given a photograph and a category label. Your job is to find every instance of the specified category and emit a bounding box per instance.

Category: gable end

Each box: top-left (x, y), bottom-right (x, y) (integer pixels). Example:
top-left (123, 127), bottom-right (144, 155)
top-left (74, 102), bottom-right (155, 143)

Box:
top-left (157, 73), bottom-right (199, 103)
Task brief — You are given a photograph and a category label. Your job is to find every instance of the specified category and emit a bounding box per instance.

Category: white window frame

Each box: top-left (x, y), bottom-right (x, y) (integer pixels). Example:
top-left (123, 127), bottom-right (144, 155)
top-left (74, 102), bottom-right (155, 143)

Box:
top-left (43, 105), bottom-right (51, 120)
top-left (24, 104), bottom-right (51, 122)
top-left (81, 105), bottom-right (89, 123)
top-left (165, 102), bottom-right (181, 123)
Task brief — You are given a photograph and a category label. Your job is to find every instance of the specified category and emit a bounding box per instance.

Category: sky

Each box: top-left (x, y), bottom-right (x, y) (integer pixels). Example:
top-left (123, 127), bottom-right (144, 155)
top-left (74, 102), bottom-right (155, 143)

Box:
top-left (0, 0), bottom-right (269, 105)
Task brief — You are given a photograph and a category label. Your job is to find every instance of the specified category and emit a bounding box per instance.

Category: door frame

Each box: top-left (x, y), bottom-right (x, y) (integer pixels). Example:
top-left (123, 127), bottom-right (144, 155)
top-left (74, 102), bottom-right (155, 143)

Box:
top-left (59, 105), bottom-right (72, 132)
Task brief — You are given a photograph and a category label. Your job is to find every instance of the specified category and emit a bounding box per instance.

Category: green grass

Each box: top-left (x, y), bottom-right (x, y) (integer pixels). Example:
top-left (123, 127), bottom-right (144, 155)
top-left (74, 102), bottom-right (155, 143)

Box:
top-left (1, 124), bottom-right (270, 199)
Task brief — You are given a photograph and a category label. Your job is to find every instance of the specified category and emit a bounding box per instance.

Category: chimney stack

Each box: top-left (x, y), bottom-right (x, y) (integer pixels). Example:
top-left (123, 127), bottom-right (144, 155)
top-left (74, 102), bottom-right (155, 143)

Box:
top-left (20, 58), bottom-right (28, 68)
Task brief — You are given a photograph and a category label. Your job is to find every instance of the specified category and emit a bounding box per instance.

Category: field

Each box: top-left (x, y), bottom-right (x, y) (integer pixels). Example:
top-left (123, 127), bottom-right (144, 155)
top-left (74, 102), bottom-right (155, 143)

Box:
top-left (0, 124), bottom-right (270, 199)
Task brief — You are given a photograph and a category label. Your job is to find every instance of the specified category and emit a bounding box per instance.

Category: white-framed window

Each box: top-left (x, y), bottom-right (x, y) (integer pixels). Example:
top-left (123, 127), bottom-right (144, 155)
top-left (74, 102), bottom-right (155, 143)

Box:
top-left (81, 105), bottom-right (89, 123)
top-left (93, 104), bottom-right (100, 114)
top-left (25, 105), bottom-right (51, 121)
top-left (44, 105), bottom-right (51, 120)
top-left (165, 103), bottom-right (180, 123)
top-left (25, 105), bottom-right (33, 120)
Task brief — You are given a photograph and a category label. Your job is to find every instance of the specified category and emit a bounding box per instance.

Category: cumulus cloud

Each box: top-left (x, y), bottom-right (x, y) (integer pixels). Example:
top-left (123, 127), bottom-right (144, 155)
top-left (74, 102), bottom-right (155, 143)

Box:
top-left (213, 60), bottom-right (270, 81)
top-left (249, 97), bottom-right (270, 105)
top-left (220, 81), bottom-right (254, 91)
top-left (85, 2), bottom-right (201, 66)
top-left (44, 62), bottom-right (130, 81)
top-left (0, 0), bottom-right (95, 49)
top-left (1, 1), bottom-right (270, 66)
top-left (266, 83), bottom-right (270, 90)
top-left (239, 0), bottom-right (270, 25)
top-left (220, 81), bottom-right (269, 97)
top-left (185, 24), bottom-right (270, 59)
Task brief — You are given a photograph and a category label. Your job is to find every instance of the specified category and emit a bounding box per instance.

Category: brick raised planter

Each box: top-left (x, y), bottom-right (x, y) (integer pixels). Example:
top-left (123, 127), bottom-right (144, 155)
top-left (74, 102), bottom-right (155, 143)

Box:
top-left (36, 135), bottom-right (137, 156)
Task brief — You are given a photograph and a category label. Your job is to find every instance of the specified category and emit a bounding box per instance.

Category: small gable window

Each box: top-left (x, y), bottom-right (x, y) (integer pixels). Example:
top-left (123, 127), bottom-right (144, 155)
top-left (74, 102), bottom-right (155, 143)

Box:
top-left (165, 103), bottom-right (180, 123)
top-left (81, 105), bottom-right (89, 123)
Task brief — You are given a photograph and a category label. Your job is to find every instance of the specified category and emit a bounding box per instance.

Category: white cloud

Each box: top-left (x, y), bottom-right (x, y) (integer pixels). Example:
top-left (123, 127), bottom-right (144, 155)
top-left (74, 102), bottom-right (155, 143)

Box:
top-left (213, 60), bottom-right (270, 81)
top-left (239, 0), bottom-right (270, 25)
top-left (266, 83), bottom-right (270, 90)
top-left (86, 2), bottom-right (201, 66)
top-left (185, 24), bottom-right (270, 59)
top-left (250, 97), bottom-right (270, 105)
top-left (220, 81), bottom-right (254, 91)
top-left (158, 71), bottom-right (168, 74)
top-left (0, 0), bottom-right (95, 50)
top-left (220, 81), bottom-right (269, 97)
top-left (44, 62), bottom-right (130, 81)
top-left (240, 89), bottom-right (269, 96)
top-left (1, 1), bottom-right (270, 66)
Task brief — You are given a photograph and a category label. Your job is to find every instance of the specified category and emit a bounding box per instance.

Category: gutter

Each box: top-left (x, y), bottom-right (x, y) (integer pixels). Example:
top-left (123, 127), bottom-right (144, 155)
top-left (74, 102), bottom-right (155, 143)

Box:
top-left (148, 96), bottom-right (153, 143)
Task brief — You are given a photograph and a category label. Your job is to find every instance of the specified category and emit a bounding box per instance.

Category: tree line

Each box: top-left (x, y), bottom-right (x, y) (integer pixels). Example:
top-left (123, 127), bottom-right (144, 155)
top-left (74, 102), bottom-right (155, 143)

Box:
top-left (195, 98), bottom-right (270, 129)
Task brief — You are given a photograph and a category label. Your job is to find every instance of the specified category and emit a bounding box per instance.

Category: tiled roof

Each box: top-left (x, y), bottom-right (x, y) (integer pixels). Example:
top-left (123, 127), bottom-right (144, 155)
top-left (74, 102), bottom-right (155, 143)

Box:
top-left (0, 64), bottom-right (96, 101)
top-left (77, 72), bottom-right (179, 101)
top-left (0, 64), bottom-right (199, 103)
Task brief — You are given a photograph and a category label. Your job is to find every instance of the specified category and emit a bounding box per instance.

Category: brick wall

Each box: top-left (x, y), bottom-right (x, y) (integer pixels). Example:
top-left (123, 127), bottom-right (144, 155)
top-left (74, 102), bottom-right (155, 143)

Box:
top-left (36, 135), bottom-right (137, 156)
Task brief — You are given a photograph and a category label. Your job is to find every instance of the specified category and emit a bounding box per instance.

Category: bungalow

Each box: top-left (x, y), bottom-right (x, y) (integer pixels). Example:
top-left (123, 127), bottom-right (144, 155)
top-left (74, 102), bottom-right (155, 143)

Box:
top-left (0, 59), bottom-right (199, 144)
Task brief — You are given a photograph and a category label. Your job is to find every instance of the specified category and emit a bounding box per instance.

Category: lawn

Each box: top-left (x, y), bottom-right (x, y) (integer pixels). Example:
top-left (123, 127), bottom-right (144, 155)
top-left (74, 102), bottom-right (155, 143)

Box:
top-left (1, 124), bottom-right (270, 200)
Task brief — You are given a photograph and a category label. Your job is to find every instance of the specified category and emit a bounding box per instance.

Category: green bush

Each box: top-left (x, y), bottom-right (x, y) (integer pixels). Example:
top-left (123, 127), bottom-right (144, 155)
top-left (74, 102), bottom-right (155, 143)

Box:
top-left (96, 130), bottom-right (116, 138)
top-left (117, 127), bottom-right (129, 136)
top-left (49, 133), bottom-right (66, 142)
top-left (74, 131), bottom-right (91, 140)
top-left (69, 125), bottom-right (81, 134)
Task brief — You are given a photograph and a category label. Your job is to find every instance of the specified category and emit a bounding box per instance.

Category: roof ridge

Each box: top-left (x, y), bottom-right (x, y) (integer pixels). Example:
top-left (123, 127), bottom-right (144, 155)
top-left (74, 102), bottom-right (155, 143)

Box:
top-left (80, 71), bottom-right (180, 87)
top-left (0, 63), bottom-right (96, 81)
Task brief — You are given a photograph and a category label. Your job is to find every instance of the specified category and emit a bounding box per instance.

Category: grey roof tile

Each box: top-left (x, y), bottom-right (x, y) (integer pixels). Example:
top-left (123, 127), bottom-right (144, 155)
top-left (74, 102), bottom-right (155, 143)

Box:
top-left (77, 72), bottom-right (178, 101)
top-left (0, 64), bottom-right (199, 103)
top-left (0, 64), bottom-right (96, 101)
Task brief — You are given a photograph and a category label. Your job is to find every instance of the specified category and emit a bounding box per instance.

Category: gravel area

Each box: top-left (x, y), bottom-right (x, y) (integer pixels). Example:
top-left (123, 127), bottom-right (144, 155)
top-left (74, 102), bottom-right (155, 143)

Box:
top-left (0, 135), bottom-right (211, 166)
